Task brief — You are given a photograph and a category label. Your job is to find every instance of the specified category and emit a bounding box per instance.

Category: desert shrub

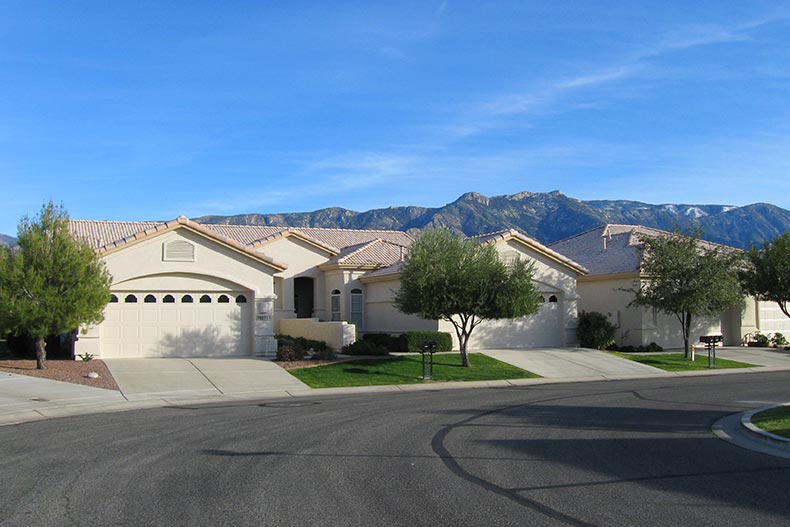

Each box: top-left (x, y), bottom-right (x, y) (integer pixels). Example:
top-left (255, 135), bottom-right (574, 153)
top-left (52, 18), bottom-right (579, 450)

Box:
top-left (397, 331), bottom-right (453, 352)
top-left (606, 343), bottom-right (620, 351)
top-left (576, 311), bottom-right (617, 350)
top-left (275, 334), bottom-right (329, 361)
top-left (751, 332), bottom-right (771, 347)
top-left (645, 342), bottom-right (663, 353)
top-left (342, 340), bottom-right (389, 356)
top-left (362, 333), bottom-right (403, 352)
top-left (771, 333), bottom-right (788, 348)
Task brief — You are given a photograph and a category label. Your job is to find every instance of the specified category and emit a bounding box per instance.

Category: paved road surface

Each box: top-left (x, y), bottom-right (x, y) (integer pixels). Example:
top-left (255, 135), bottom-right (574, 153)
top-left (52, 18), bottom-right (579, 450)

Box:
top-left (2, 372), bottom-right (790, 526)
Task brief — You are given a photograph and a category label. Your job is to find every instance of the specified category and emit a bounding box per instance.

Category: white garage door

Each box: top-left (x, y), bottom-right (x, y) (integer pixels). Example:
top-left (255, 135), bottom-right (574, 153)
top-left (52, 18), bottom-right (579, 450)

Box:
top-left (468, 294), bottom-right (563, 349)
top-left (100, 291), bottom-right (252, 358)
top-left (758, 301), bottom-right (790, 334)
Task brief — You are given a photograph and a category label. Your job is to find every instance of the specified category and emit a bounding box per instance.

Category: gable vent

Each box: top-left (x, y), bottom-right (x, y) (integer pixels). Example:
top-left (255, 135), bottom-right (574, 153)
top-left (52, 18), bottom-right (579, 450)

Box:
top-left (163, 240), bottom-right (195, 262)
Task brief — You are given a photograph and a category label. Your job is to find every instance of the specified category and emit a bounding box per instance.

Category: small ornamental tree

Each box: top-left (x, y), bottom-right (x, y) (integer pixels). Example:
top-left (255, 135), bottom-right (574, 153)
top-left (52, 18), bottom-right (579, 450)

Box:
top-left (0, 202), bottom-right (112, 369)
top-left (631, 228), bottom-right (743, 359)
top-left (741, 232), bottom-right (790, 320)
top-left (393, 229), bottom-right (541, 367)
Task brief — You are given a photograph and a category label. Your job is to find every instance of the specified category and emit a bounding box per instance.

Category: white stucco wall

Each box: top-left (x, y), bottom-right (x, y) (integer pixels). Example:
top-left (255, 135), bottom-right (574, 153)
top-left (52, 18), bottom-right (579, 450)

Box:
top-left (363, 278), bottom-right (440, 334)
top-left (256, 237), bottom-right (331, 324)
top-left (577, 274), bottom-right (726, 350)
top-left (278, 318), bottom-right (355, 350)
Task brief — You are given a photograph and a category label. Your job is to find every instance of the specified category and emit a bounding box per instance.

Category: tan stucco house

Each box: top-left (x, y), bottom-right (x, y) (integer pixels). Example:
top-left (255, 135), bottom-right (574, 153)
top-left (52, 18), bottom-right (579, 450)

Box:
top-left (549, 224), bottom-right (790, 349)
top-left (70, 219), bottom-right (586, 359)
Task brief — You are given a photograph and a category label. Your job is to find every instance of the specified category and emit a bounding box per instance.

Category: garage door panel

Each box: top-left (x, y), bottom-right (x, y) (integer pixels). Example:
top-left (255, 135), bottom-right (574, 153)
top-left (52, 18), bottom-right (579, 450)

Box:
top-left (467, 300), bottom-right (563, 349)
top-left (100, 290), bottom-right (251, 358)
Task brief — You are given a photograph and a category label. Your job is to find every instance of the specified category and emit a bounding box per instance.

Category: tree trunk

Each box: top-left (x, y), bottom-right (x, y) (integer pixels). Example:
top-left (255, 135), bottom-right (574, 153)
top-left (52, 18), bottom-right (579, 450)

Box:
top-left (682, 312), bottom-right (692, 359)
top-left (35, 336), bottom-right (47, 370)
top-left (459, 335), bottom-right (470, 368)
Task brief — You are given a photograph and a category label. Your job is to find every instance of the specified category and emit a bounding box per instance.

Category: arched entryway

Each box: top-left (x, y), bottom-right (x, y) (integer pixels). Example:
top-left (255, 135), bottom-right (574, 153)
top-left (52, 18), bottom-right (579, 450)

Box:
top-left (294, 277), bottom-right (315, 318)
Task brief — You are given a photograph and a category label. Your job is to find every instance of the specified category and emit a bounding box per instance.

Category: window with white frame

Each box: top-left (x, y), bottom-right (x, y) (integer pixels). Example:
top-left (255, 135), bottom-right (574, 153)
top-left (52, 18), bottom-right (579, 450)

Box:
top-left (331, 289), bottom-right (341, 321)
top-left (349, 288), bottom-right (363, 329)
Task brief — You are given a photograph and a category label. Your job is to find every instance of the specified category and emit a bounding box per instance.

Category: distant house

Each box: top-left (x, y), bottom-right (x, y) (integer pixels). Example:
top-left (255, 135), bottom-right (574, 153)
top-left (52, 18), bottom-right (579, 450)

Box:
top-left (549, 224), bottom-right (790, 348)
top-left (70, 219), bottom-right (585, 359)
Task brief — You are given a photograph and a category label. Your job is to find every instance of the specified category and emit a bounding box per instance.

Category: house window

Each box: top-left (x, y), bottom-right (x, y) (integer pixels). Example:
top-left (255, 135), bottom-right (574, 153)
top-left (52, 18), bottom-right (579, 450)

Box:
top-left (124, 294), bottom-right (138, 303)
top-left (235, 295), bottom-right (247, 304)
top-left (200, 294), bottom-right (212, 303)
top-left (539, 296), bottom-right (546, 303)
top-left (144, 294), bottom-right (157, 303)
top-left (109, 294), bottom-right (118, 303)
top-left (331, 289), bottom-right (341, 321)
top-left (549, 295), bottom-right (558, 303)
top-left (218, 294), bottom-right (230, 303)
top-left (182, 295), bottom-right (194, 303)
top-left (163, 295), bottom-right (175, 303)
top-left (349, 288), bottom-right (363, 328)
top-left (163, 240), bottom-right (195, 262)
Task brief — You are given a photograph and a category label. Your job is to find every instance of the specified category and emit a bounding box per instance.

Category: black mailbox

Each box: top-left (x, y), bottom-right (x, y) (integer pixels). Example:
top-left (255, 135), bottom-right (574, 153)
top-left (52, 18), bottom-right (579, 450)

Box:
top-left (417, 340), bottom-right (437, 380)
top-left (699, 334), bottom-right (723, 368)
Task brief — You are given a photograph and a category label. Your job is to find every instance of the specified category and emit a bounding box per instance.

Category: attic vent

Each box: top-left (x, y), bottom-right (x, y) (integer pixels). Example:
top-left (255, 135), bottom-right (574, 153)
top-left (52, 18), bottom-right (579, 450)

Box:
top-left (163, 240), bottom-right (195, 262)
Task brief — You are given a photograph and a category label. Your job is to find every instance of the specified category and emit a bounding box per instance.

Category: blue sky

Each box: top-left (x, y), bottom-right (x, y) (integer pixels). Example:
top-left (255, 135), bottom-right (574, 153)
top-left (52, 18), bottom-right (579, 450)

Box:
top-left (1, 1), bottom-right (789, 235)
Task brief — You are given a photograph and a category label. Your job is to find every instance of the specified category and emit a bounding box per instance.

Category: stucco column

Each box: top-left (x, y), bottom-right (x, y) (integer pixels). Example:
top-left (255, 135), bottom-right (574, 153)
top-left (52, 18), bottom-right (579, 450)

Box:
top-left (253, 296), bottom-right (278, 356)
top-left (564, 295), bottom-right (579, 347)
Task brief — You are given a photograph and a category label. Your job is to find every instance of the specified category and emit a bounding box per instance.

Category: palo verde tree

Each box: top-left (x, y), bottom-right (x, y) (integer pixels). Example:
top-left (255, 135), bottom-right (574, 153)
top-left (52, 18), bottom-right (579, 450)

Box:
top-left (741, 232), bottom-right (790, 320)
top-left (0, 202), bottom-right (112, 369)
top-left (631, 228), bottom-right (743, 359)
top-left (393, 229), bottom-right (542, 367)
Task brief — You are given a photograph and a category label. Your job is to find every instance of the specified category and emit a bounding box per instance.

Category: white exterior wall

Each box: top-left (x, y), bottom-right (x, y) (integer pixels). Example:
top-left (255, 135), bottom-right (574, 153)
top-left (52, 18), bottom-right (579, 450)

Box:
top-left (363, 278), bottom-right (440, 334)
top-left (278, 318), bottom-right (355, 350)
top-left (578, 274), bottom-right (725, 350)
top-left (76, 228), bottom-right (279, 358)
top-left (256, 237), bottom-right (331, 324)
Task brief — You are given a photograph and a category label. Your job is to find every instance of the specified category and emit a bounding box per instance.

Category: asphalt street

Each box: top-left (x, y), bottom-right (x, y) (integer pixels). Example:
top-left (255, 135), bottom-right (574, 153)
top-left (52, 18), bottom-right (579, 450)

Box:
top-left (2, 372), bottom-right (790, 526)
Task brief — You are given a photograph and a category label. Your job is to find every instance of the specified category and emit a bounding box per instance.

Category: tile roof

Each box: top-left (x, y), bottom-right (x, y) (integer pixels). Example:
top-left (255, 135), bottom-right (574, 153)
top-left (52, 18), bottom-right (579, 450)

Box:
top-left (548, 224), bottom-right (649, 275)
top-left (326, 239), bottom-right (408, 267)
top-left (360, 261), bottom-right (404, 281)
top-left (200, 224), bottom-right (414, 250)
top-left (474, 228), bottom-right (588, 274)
top-left (547, 224), bottom-right (732, 276)
top-left (69, 217), bottom-right (288, 271)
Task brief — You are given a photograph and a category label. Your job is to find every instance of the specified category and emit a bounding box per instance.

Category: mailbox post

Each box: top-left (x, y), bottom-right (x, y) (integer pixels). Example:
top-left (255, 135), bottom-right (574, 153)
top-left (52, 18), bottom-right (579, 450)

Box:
top-left (418, 340), bottom-right (437, 380)
top-left (699, 334), bottom-right (723, 368)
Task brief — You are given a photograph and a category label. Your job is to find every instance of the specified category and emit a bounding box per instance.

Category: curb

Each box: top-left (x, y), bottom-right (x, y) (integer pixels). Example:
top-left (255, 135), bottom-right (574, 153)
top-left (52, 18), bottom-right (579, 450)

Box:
top-left (740, 403), bottom-right (790, 450)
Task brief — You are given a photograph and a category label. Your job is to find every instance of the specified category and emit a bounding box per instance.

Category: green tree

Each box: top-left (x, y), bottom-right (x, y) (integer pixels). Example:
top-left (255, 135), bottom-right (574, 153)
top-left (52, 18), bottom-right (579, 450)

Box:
top-left (631, 228), bottom-right (742, 358)
top-left (741, 232), bottom-right (790, 319)
top-left (393, 229), bottom-right (541, 367)
top-left (0, 202), bottom-right (111, 369)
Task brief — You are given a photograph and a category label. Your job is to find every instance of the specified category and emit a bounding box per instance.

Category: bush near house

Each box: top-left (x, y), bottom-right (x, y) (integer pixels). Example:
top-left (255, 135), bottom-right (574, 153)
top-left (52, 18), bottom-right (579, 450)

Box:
top-left (275, 334), bottom-right (330, 361)
top-left (398, 331), bottom-right (453, 352)
top-left (576, 311), bottom-right (617, 350)
top-left (609, 342), bottom-right (664, 353)
top-left (362, 333), bottom-right (402, 353)
top-left (342, 340), bottom-right (390, 356)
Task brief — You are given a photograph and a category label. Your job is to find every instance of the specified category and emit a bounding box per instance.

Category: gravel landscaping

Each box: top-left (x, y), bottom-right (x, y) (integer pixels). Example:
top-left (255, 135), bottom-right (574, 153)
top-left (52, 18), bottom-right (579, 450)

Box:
top-left (0, 359), bottom-right (120, 391)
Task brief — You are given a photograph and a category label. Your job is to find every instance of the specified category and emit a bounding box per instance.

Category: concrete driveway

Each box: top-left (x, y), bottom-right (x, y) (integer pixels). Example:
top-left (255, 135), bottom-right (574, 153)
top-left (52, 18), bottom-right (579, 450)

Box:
top-left (104, 358), bottom-right (309, 401)
top-left (481, 347), bottom-right (663, 379)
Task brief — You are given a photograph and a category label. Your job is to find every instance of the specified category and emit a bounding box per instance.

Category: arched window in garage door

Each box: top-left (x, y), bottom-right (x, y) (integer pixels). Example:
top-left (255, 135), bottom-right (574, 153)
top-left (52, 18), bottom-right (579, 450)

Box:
top-left (182, 295), bottom-right (194, 303)
top-left (235, 295), bottom-right (247, 304)
top-left (163, 295), bottom-right (175, 303)
top-left (144, 294), bottom-right (157, 303)
top-left (218, 295), bottom-right (230, 303)
top-left (200, 294), bottom-right (212, 303)
top-left (125, 294), bottom-right (138, 303)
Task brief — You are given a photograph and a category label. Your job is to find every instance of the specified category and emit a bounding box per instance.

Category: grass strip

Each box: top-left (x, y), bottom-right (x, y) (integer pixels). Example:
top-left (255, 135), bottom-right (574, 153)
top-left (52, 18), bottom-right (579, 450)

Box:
top-left (289, 353), bottom-right (539, 388)
top-left (612, 352), bottom-right (756, 371)
top-left (751, 406), bottom-right (790, 439)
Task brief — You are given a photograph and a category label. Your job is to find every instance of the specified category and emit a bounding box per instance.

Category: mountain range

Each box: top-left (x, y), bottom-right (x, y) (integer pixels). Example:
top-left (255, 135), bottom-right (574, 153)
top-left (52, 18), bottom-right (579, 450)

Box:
top-left (0, 234), bottom-right (17, 247)
top-left (194, 190), bottom-right (790, 249)
top-left (2, 190), bottom-right (788, 249)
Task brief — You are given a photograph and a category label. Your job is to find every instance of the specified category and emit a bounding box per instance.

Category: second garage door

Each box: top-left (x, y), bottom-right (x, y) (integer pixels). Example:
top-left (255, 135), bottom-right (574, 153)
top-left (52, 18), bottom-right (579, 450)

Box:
top-left (100, 291), bottom-right (252, 358)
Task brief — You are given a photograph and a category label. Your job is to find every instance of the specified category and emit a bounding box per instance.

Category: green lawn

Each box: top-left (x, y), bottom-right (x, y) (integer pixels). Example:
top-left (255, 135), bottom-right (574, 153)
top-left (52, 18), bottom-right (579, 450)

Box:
top-left (289, 353), bottom-right (540, 388)
top-left (751, 406), bottom-right (790, 438)
top-left (612, 352), bottom-right (756, 371)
